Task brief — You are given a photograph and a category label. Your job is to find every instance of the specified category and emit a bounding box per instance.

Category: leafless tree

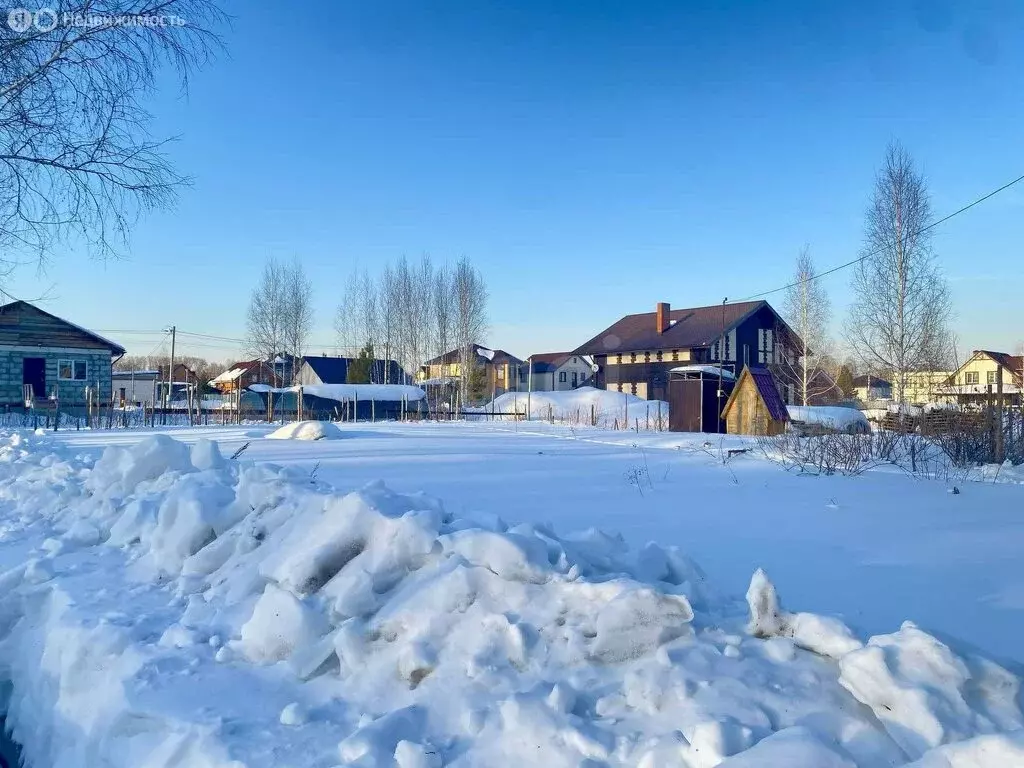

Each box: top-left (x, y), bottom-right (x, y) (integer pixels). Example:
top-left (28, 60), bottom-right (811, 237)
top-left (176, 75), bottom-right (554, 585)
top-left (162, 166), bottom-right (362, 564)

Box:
top-left (283, 257), bottom-right (313, 383)
top-left (0, 0), bottom-right (224, 266)
top-left (453, 256), bottom-right (488, 406)
top-left (334, 255), bottom-right (487, 394)
top-left (845, 142), bottom-right (951, 403)
top-left (245, 257), bottom-right (287, 384)
top-left (778, 247), bottom-right (836, 405)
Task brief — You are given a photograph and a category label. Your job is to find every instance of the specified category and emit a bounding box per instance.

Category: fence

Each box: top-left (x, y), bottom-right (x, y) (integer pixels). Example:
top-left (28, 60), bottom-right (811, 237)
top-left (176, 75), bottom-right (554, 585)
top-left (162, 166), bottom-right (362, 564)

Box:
top-left (0, 395), bottom-right (673, 434)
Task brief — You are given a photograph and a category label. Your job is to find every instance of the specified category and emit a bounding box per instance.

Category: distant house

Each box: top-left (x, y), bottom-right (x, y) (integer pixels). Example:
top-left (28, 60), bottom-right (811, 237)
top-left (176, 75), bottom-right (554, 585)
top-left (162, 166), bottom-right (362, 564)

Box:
top-left (0, 300), bottom-right (125, 408)
top-left (852, 375), bottom-right (892, 402)
top-left (210, 359), bottom-right (276, 394)
top-left (573, 300), bottom-right (801, 403)
top-left (721, 366), bottom-right (789, 436)
top-left (804, 369), bottom-right (843, 405)
top-left (520, 353), bottom-right (594, 391)
top-left (112, 370), bottom-right (159, 407)
top-left (296, 355), bottom-right (406, 386)
top-left (939, 350), bottom-right (1023, 406)
top-left (418, 346), bottom-right (523, 397)
top-left (903, 370), bottom-right (952, 406)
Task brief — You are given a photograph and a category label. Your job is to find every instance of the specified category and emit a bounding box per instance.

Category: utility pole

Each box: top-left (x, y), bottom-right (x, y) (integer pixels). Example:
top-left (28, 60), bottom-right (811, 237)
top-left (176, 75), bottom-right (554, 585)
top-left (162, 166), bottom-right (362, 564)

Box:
top-left (162, 325), bottom-right (176, 416)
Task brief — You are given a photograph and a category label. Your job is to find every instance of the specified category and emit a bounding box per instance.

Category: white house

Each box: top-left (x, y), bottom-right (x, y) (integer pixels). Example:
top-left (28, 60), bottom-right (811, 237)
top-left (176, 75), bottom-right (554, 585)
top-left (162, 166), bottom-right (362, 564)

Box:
top-left (520, 353), bottom-right (594, 392)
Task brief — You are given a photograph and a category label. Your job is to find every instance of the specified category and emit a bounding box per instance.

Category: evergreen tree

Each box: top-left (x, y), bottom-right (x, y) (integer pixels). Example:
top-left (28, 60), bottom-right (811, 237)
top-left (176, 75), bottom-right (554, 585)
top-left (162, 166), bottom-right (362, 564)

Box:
top-left (346, 343), bottom-right (374, 384)
top-left (836, 364), bottom-right (855, 397)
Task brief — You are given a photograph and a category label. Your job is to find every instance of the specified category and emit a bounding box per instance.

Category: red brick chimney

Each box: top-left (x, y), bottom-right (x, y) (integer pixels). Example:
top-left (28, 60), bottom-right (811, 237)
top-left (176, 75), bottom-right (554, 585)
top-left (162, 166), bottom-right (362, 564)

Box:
top-left (656, 302), bottom-right (670, 334)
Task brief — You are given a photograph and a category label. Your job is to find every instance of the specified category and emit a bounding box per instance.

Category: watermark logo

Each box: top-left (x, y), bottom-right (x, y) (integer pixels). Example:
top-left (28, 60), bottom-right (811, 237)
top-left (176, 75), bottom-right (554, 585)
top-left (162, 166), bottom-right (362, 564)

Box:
top-left (6, 6), bottom-right (186, 31)
top-left (7, 7), bottom-right (33, 31)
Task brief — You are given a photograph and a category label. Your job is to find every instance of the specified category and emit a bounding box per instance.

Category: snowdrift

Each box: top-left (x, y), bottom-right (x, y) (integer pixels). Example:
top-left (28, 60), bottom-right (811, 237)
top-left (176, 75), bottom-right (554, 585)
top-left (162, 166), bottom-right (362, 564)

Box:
top-left (0, 430), bottom-right (1020, 767)
top-left (484, 386), bottom-right (669, 427)
top-left (266, 420), bottom-right (344, 441)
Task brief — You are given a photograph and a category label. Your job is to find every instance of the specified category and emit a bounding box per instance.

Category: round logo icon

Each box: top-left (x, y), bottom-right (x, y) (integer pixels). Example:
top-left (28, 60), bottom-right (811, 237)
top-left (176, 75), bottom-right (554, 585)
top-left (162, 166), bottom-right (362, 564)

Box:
top-left (7, 8), bottom-right (33, 32)
top-left (33, 7), bottom-right (58, 31)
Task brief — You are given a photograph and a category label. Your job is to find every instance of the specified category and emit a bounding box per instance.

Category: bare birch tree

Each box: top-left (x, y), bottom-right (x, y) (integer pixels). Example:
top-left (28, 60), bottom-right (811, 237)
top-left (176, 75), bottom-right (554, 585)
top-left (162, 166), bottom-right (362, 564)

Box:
top-left (246, 258), bottom-right (287, 384)
top-left (845, 142), bottom-right (951, 403)
top-left (779, 247), bottom-right (835, 405)
top-left (283, 258), bottom-right (313, 383)
top-left (0, 0), bottom-right (223, 265)
top-left (433, 262), bottom-right (454, 362)
top-left (453, 256), bottom-right (488, 406)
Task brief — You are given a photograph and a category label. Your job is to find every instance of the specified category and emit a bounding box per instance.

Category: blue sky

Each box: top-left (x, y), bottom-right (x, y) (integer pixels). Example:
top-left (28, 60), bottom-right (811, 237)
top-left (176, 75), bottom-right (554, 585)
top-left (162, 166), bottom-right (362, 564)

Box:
top-left (7, 0), bottom-right (1024, 362)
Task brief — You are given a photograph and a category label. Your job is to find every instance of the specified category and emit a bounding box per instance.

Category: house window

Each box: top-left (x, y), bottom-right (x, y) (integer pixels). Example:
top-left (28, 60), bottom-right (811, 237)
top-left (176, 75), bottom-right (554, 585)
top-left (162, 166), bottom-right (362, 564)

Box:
top-left (559, 372), bottom-right (567, 383)
top-left (630, 352), bottom-right (636, 364)
top-left (672, 349), bottom-right (679, 361)
top-left (656, 351), bottom-right (662, 362)
top-left (965, 371), bottom-right (979, 385)
top-left (58, 359), bottom-right (88, 381)
top-left (987, 371), bottom-right (996, 385)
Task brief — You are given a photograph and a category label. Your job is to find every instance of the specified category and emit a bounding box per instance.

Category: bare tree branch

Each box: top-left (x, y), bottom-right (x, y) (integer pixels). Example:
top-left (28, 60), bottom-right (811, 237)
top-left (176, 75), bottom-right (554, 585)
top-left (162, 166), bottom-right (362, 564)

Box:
top-left (844, 141), bottom-right (952, 403)
top-left (0, 0), bottom-right (225, 267)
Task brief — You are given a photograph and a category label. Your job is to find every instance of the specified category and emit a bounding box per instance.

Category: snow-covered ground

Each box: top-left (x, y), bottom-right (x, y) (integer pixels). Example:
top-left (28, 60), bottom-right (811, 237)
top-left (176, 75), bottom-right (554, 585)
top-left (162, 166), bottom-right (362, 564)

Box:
top-left (482, 386), bottom-right (669, 428)
top-left (0, 422), bottom-right (1022, 766)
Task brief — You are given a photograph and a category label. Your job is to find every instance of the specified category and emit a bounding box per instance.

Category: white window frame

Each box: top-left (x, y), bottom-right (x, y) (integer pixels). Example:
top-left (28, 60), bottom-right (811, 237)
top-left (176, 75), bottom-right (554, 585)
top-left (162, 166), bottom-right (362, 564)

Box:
top-left (58, 359), bottom-right (88, 381)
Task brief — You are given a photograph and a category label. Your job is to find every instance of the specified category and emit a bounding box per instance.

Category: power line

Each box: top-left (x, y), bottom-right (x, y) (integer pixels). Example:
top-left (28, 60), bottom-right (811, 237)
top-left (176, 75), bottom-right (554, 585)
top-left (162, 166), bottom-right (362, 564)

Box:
top-left (737, 171), bottom-right (1024, 303)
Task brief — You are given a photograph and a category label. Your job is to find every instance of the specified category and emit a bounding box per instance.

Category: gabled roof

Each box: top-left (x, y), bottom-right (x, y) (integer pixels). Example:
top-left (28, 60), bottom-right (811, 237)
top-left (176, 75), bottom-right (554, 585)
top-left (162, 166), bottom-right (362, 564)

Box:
top-left (0, 300), bottom-right (125, 354)
top-left (301, 356), bottom-right (406, 385)
top-left (424, 346), bottom-right (523, 367)
top-left (527, 352), bottom-right (588, 373)
top-left (975, 350), bottom-right (1024, 380)
top-left (852, 375), bottom-right (891, 388)
top-left (573, 300), bottom-right (778, 356)
top-left (723, 366), bottom-right (789, 423)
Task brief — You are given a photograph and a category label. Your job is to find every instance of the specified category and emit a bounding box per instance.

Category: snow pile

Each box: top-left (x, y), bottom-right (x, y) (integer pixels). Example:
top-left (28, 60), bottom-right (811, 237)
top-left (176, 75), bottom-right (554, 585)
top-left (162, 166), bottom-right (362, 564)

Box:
top-left (484, 386), bottom-right (669, 427)
top-left (250, 383), bottom-right (425, 402)
top-left (0, 430), bottom-right (1020, 767)
top-left (788, 406), bottom-right (870, 433)
top-left (266, 420), bottom-right (344, 441)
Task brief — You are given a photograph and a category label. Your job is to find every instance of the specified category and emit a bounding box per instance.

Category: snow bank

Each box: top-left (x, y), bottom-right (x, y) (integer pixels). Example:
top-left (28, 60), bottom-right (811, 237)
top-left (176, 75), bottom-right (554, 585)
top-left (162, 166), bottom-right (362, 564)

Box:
top-left (788, 406), bottom-right (870, 433)
top-left (250, 383), bottom-right (425, 402)
top-left (484, 386), bottom-right (668, 426)
top-left (266, 420), bottom-right (344, 441)
top-left (0, 430), bottom-right (1019, 767)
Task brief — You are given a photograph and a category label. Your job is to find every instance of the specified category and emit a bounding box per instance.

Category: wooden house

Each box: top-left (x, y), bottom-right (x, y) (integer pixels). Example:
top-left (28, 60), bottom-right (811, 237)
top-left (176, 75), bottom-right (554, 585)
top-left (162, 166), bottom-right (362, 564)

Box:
top-left (721, 365), bottom-right (790, 436)
top-left (573, 300), bottom-right (801, 403)
top-left (0, 300), bottom-right (125, 408)
top-left (937, 350), bottom-right (1023, 407)
top-left (417, 346), bottom-right (523, 397)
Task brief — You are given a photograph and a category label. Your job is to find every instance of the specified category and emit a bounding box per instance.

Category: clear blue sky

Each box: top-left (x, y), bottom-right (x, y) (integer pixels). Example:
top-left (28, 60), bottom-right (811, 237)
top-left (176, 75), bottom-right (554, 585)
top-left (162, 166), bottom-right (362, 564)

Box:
top-left (7, 0), bottom-right (1024, 363)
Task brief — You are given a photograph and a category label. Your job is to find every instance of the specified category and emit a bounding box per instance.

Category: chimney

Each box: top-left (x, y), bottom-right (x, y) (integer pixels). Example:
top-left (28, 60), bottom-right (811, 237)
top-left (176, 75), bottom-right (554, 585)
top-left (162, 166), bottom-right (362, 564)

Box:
top-left (656, 302), bottom-right (670, 334)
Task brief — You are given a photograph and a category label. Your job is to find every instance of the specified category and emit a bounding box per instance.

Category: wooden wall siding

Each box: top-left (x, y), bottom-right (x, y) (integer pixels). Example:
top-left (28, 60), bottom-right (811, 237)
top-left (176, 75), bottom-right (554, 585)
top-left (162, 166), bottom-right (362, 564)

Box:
top-left (724, 378), bottom-right (785, 436)
top-left (0, 303), bottom-right (113, 350)
top-left (0, 350), bottom-right (112, 405)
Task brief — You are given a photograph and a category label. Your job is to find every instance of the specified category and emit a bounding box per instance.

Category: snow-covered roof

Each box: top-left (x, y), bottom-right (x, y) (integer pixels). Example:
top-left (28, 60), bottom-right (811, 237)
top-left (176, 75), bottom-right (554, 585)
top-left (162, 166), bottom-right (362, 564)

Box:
top-left (249, 383), bottom-right (426, 403)
top-left (211, 367), bottom-right (246, 384)
top-left (669, 365), bottom-right (736, 380)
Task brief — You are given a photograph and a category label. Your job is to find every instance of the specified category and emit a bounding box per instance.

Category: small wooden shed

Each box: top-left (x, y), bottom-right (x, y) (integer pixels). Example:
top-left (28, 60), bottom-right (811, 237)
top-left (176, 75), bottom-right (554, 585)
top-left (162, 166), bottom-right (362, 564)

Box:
top-left (721, 366), bottom-right (789, 436)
